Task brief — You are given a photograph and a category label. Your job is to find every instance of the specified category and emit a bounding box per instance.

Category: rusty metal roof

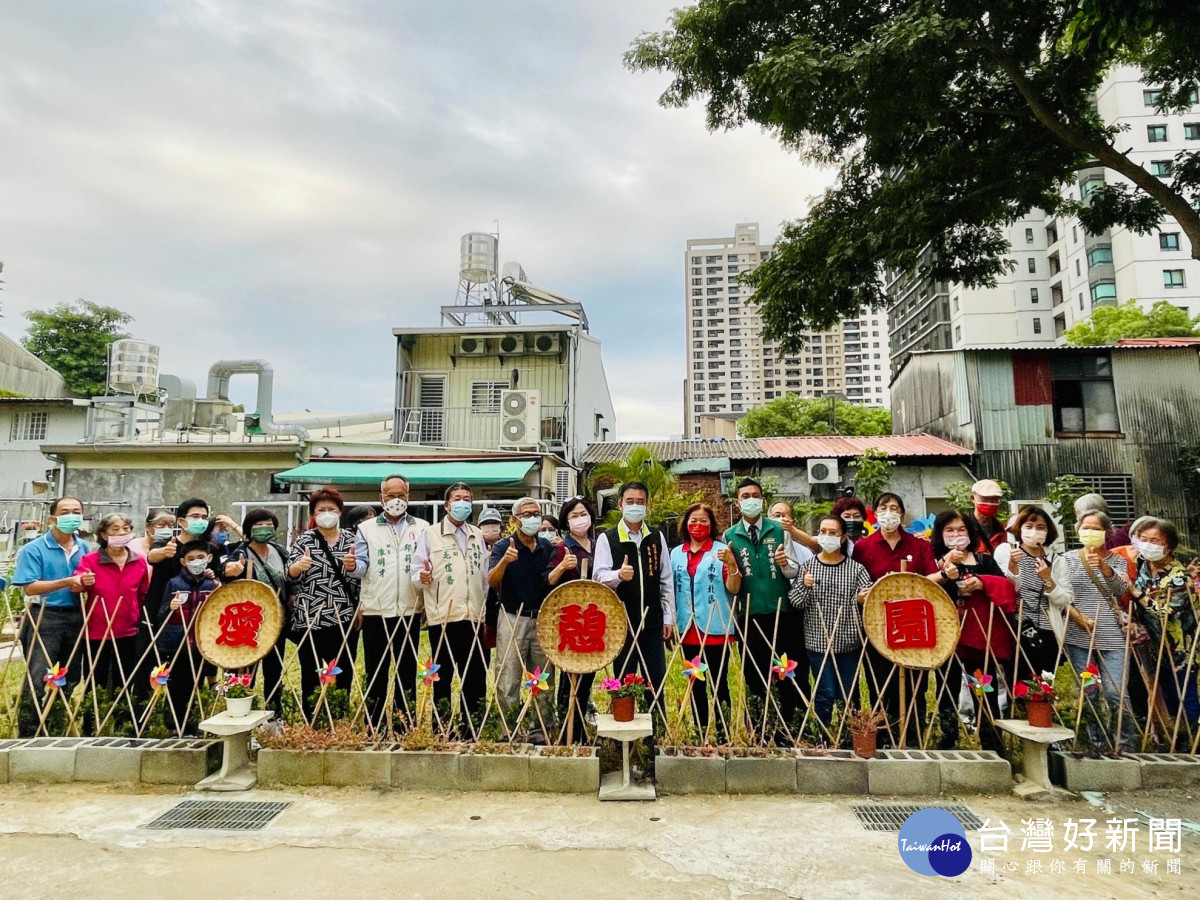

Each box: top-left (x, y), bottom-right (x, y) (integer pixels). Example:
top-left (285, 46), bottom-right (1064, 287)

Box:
top-left (580, 439), bottom-right (766, 465)
top-left (755, 434), bottom-right (972, 459)
top-left (1116, 337), bottom-right (1200, 348)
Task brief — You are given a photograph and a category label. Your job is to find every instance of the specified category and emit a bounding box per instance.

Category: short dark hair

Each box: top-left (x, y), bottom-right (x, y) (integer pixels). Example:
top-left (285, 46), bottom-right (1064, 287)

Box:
top-left (308, 486), bottom-right (345, 514)
top-left (618, 481), bottom-right (649, 501)
top-left (242, 507), bottom-right (279, 534)
top-left (678, 502), bottom-right (720, 544)
top-left (831, 497), bottom-right (868, 520)
top-left (816, 514), bottom-right (846, 535)
top-left (874, 492), bottom-right (905, 515)
top-left (49, 496), bottom-right (82, 516)
top-left (558, 496), bottom-right (597, 528)
top-left (344, 505), bottom-right (376, 530)
top-left (444, 482), bottom-right (472, 502)
top-left (540, 513), bottom-right (560, 530)
top-left (1148, 518), bottom-right (1180, 552)
top-left (735, 477), bottom-right (762, 496)
top-left (180, 541), bottom-right (213, 559)
top-left (931, 509), bottom-right (987, 559)
top-left (176, 498), bottom-right (209, 520)
top-left (1007, 506), bottom-right (1059, 546)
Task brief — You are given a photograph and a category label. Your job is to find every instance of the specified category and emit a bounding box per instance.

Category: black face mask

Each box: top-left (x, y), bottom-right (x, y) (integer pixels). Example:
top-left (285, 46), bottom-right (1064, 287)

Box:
top-left (843, 519), bottom-right (865, 540)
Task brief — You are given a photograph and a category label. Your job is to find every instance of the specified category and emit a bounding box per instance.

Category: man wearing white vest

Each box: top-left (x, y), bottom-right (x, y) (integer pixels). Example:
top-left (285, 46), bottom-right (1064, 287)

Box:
top-left (349, 474), bottom-right (426, 729)
top-left (411, 482), bottom-right (488, 731)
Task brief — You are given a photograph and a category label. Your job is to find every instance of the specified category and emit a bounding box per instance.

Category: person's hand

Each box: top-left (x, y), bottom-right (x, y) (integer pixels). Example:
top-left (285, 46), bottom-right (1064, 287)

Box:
top-left (503, 542), bottom-right (519, 565)
top-left (419, 557), bottom-right (432, 585)
top-left (560, 551), bottom-right (578, 572)
top-left (662, 624), bottom-right (675, 645)
top-left (959, 576), bottom-right (982, 595)
top-left (170, 592), bottom-right (186, 611)
top-left (161, 537), bottom-right (178, 559)
top-left (618, 556), bottom-right (635, 582)
top-left (293, 547), bottom-right (313, 575)
top-left (773, 544), bottom-right (788, 567)
top-left (717, 545), bottom-right (737, 567)
top-left (225, 558), bottom-right (246, 578)
top-left (202, 568), bottom-right (215, 581)
top-left (1085, 546), bottom-right (1103, 568)
top-left (857, 587), bottom-right (871, 603)
top-left (947, 548), bottom-right (967, 565)
top-left (943, 562), bottom-right (959, 581)
top-left (1083, 614), bottom-right (1096, 632)
top-left (343, 547), bottom-right (356, 572)
top-left (550, 535), bottom-right (563, 546)
top-left (803, 569), bottom-right (815, 588)
top-left (1009, 545), bottom-right (1024, 571)
top-left (353, 608), bottom-right (363, 631)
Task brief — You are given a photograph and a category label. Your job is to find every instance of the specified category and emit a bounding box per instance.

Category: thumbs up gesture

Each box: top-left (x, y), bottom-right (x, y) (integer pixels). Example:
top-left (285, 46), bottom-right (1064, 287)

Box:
top-left (560, 550), bottom-right (578, 571)
top-left (293, 546), bottom-right (313, 575)
top-left (803, 569), bottom-right (815, 588)
top-left (225, 557), bottom-right (246, 578)
top-left (773, 544), bottom-right (787, 567)
top-left (717, 545), bottom-right (737, 567)
top-left (343, 546), bottom-right (356, 572)
top-left (163, 537), bottom-right (178, 559)
top-left (420, 556), bottom-right (433, 585)
top-left (503, 541), bottom-right (519, 565)
top-left (618, 555), bottom-right (635, 582)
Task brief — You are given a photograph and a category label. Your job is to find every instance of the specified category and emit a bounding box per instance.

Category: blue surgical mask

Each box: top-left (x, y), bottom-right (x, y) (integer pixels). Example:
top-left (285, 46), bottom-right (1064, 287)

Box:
top-left (622, 504), bottom-right (646, 524)
top-left (519, 515), bottom-right (542, 536)
top-left (154, 527), bottom-right (175, 542)
top-left (449, 500), bottom-right (473, 522)
top-left (214, 530), bottom-right (229, 545)
top-left (739, 497), bottom-right (763, 519)
top-left (54, 513), bottom-right (83, 534)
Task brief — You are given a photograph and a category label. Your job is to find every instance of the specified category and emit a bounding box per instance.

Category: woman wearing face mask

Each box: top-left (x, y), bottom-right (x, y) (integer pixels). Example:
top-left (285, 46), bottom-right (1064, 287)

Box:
top-left (930, 511), bottom-right (1016, 753)
top-left (132, 509), bottom-right (175, 560)
top-left (71, 513), bottom-right (149, 717)
top-left (1112, 516), bottom-right (1158, 582)
top-left (671, 502), bottom-right (740, 742)
top-left (547, 496), bottom-right (602, 740)
top-left (287, 487), bottom-right (360, 721)
top-left (1048, 510), bottom-right (1137, 750)
top-left (539, 514), bottom-right (563, 546)
top-left (789, 516), bottom-right (871, 729)
top-left (994, 507), bottom-right (1065, 680)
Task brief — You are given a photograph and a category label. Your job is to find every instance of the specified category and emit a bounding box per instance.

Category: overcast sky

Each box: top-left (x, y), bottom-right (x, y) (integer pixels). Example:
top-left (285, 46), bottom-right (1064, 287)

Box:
top-left (0, 1), bottom-right (832, 439)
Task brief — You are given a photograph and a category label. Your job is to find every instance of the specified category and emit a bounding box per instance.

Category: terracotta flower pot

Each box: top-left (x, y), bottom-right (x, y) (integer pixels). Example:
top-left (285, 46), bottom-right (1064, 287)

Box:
top-left (1026, 698), bottom-right (1054, 728)
top-left (852, 728), bottom-right (877, 759)
top-left (611, 696), bottom-right (635, 722)
top-left (226, 696), bottom-right (254, 719)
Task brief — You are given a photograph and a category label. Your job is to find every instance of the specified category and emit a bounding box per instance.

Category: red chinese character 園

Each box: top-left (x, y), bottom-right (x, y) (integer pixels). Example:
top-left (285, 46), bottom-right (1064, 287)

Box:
top-left (216, 601), bottom-right (264, 648)
top-left (558, 602), bottom-right (606, 654)
top-left (884, 598), bottom-right (937, 649)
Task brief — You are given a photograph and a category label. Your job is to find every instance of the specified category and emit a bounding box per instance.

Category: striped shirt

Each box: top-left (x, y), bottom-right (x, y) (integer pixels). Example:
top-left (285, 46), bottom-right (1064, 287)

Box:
top-left (788, 556), bottom-right (872, 654)
top-left (997, 545), bottom-right (1057, 632)
top-left (1058, 550), bottom-right (1131, 652)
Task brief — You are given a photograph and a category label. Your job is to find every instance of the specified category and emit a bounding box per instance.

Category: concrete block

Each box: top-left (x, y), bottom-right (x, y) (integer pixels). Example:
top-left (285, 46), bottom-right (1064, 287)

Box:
top-left (868, 750), bottom-right (941, 796)
top-left (9, 738), bottom-right (83, 783)
top-left (74, 737), bottom-right (149, 783)
top-left (0, 738), bottom-right (18, 784)
top-left (1052, 753), bottom-right (1142, 793)
top-left (1128, 753), bottom-right (1200, 789)
top-left (458, 753), bottom-right (530, 791)
top-left (323, 750), bottom-right (391, 787)
top-left (654, 754), bottom-right (726, 794)
top-left (726, 756), bottom-right (797, 794)
top-left (926, 750), bottom-right (1012, 795)
top-left (529, 754), bottom-right (600, 794)
top-left (796, 751), bottom-right (869, 794)
top-left (258, 749), bottom-right (325, 787)
top-left (141, 739), bottom-right (219, 784)
top-left (391, 751), bottom-right (461, 791)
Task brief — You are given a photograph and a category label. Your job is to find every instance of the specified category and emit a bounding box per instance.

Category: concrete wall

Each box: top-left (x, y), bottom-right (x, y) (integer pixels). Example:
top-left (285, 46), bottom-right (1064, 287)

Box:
top-left (0, 333), bottom-right (67, 398)
top-left (0, 404), bottom-right (87, 497)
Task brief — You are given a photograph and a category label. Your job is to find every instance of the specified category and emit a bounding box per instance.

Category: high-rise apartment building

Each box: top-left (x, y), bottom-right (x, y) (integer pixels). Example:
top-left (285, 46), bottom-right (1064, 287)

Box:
top-left (684, 222), bottom-right (890, 437)
top-left (888, 66), bottom-right (1200, 372)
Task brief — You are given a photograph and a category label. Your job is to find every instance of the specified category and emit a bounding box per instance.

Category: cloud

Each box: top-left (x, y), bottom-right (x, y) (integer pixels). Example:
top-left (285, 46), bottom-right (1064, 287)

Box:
top-left (0, 0), bottom-right (833, 431)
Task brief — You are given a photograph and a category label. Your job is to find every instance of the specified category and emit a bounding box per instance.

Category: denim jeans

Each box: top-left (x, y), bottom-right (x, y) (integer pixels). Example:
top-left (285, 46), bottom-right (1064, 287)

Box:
top-left (806, 649), bottom-right (859, 724)
top-left (1066, 644), bottom-right (1138, 750)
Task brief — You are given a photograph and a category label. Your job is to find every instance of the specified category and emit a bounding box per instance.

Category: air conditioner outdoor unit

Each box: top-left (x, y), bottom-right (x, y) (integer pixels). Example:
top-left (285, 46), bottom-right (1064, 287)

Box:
top-left (458, 336), bottom-right (488, 356)
top-left (529, 333), bottom-right (560, 355)
top-left (498, 335), bottom-right (524, 354)
top-left (500, 389), bottom-right (540, 448)
top-left (807, 458), bottom-right (839, 484)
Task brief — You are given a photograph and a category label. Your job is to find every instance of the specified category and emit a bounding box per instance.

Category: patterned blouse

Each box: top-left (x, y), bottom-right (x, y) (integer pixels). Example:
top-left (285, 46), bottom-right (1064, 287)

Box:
top-left (286, 528), bottom-right (359, 631)
top-left (1135, 558), bottom-right (1199, 667)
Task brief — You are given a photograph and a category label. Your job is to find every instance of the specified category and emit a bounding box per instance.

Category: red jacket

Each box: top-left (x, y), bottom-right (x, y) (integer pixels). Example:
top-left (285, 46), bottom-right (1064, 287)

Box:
top-left (955, 573), bottom-right (1018, 661)
top-left (74, 550), bottom-right (149, 641)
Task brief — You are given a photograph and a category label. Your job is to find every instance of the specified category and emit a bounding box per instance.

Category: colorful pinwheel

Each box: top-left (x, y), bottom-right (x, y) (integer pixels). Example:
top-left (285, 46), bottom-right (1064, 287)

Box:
top-left (771, 655), bottom-right (798, 681)
top-left (317, 660), bottom-right (342, 686)
top-left (968, 669), bottom-right (994, 695)
top-left (1080, 662), bottom-right (1101, 691)
top-left (906, 514), bottom-right (937, 539)
top-left (682, 656), bottom-right (709, 682)
top-left (523, 666), bottom-right (550, 696)
top-left (149, 664), bottom-right (171, 691)
top-left (43, 664), bottom-right (68, 690)
top-left (419, 660), bottom-right (441, 687)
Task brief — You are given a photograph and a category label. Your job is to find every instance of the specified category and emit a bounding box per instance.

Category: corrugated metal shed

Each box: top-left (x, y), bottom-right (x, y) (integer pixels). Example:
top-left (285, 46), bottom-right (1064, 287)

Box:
top-left (580, 439), bottom-right (765, 464)
top-left (756, 434), bottom-right (971, 459)
top-left (1116, 338), bottom-right (1200, 348)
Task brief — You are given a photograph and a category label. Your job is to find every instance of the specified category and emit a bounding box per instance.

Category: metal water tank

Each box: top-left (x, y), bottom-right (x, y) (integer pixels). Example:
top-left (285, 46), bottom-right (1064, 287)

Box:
top-left (107, 339), bottom-right (160, 398)
top-left (460, 233), bottom-right (498, 284)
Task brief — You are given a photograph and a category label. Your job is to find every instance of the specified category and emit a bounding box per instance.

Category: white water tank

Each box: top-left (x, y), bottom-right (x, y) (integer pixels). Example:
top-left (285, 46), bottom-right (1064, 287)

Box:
top-left (460, 232), bottom-right (498, 283)
top-left (107, 339), bottom-right (160, 398)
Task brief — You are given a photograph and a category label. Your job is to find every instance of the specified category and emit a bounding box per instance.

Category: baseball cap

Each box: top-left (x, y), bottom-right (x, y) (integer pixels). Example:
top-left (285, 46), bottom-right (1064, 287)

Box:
top-left (478, 507), bottom-right (503, 525)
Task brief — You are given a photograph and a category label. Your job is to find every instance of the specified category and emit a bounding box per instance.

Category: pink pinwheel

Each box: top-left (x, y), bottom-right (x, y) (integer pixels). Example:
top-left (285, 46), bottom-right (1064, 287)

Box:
top-left (968, 669), bottom-right (994, 695)
top-left (524, 666), bottom-right (550, 696)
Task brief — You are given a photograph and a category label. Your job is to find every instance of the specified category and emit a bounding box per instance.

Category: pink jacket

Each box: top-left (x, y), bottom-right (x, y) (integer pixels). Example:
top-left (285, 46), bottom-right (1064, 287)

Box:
top-left (74, 550), bottom-right (149, 641)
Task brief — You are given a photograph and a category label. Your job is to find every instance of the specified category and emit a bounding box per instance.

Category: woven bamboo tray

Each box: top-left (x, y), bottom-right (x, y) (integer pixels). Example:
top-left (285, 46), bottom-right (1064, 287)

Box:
top-left (861, 571), bottom-right (959, 669)
top-left (537, 580), bottom-right (629, 674)
top-left (194, 580), bottom-right (285, 670)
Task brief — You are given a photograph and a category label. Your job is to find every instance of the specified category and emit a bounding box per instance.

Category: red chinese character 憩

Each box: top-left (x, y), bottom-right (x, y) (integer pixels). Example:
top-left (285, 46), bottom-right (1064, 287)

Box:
top-left (558, 602), bottom-right (607, 654)
top-left (216, 601), bottom-right (264, 648)
top-left (884, 598), bottom-right (937, 649)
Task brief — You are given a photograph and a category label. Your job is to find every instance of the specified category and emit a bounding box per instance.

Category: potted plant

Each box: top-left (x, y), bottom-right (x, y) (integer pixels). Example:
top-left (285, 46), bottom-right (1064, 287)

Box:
top-left (846, 708), bottom-right (886, 759)
top-left (1013, 672), bottom-right (1056, 728)
top-left (217, 671), bottom-right (255, 718)
top-left (602, 674), bottom-right (647, 722)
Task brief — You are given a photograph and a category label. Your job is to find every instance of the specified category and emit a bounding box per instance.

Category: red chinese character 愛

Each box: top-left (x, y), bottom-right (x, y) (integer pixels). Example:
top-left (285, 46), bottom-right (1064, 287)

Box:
top-left (216, 601), bottom-right (264, 648)
top-left (558, 602), bottom-right (606, 654)
top-left (884, 598), bottom-right (937, 649)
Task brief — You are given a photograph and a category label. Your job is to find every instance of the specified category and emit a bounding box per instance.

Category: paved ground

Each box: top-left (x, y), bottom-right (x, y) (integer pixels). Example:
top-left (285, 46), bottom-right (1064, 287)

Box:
top-left (1, 784), bottom-right (1198, 898)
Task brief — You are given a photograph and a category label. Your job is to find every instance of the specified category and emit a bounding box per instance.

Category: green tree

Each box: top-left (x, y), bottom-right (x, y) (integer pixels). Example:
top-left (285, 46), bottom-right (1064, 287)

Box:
top-left (737, 394), bottom-right (891, 438)
top-left (22, 301), bottom-right (132, 396)
top-left (850, 448), bottom-right (895, 508)
top-left (585, 446), bottom-right (704, 529)
top-left (626, 2), bottom-right (1200, 348)
top-left (1065, 299), bottom-right (1200, 345)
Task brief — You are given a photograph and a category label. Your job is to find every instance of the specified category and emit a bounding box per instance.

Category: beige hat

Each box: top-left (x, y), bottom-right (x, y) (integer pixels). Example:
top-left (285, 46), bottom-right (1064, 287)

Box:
top-left (971, 479), bottom-right (1003, 498)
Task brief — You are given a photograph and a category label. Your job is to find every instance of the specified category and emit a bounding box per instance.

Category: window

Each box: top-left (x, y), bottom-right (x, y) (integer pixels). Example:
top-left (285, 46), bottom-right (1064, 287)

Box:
top-left (1081, 177), bottom-right (1105, 199)
top-left (1186, 123), bottom-right (1200, 140)
top-left (1086, 246), bottom-right (1113, 267)
top-left (1031, 288), bottom-right (1039, 304)
top-left (1075, 259), bottom-right (1081, 276)
top-left (691, 278), bottom-right (702, 285)
top-left (1052, 354), bottom-right (1119, 434)
top-left (1033, 318), bottom-right (1043, 335)
top-left (1078, 292), bottom-right (1085, 310)
top-left (1090, 280), bottom-right (1117, 303)
top-left (954, 325), bottom-right (962, 341)
top-left (1151, 160), bottom-right (1173, 177)
top-left (1148, 124), bottom-right (1168, 142)
top-left (9, 410), bottom-right (48, 442)
top-left (1161, 232), bottom-right (1181, 251)
top-left (1072, 226), bottom-right (1078, 243)
top-left (1027, 258), bottom-right (1037, 273)
top-left (1025, 227), bottom-right (1034, 244)
top-left (1144, 89), bottom-right (1162, 107)
top-left (727, 254), bottom-right (738, 261)
top-left (691, 256), bottom-right (701, 264)
top-left (1165, 269), bottom-right (1186, 288)
top-left (692, 289), bottom-right (701, 297)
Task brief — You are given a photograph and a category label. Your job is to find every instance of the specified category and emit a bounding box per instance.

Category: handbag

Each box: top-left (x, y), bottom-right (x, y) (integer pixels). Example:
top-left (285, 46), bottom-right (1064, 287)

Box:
top-left (1080, 550), bottom-right (1150, 647)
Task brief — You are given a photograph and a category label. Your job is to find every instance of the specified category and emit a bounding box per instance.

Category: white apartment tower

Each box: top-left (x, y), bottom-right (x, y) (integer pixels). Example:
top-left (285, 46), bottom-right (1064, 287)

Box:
top-left (685, 222), bottom-right (890, 437)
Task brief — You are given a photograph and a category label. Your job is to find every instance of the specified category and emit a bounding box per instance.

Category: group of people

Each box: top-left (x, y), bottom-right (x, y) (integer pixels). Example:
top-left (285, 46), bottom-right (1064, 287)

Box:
top-left (13, 476), bottom-right (1199, 751)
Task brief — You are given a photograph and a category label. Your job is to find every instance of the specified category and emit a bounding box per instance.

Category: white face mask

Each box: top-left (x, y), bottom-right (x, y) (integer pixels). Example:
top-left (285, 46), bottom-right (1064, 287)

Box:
top-left (877, 511), bottom-right (902, 532)
top-left (519, 514), bottom-right (543, 536)
top-left (315, 511), bottom-right (340, 529)
top-left (383, 498), bottom-right (407, 517)
top-left (1021, 527), bottom-right (1047, 547)
top-left (1138, 540), bottom-right (1166, 562)
top-left (944, 534), bottom-right (970, 551)
top-left (739, 497), bottom-right (763, 519)
top-left (816, 534), bottom-right (842, 554)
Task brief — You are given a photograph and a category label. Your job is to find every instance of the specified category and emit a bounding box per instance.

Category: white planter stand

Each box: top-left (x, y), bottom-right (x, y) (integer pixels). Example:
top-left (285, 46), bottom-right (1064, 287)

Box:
top-left (595, 713), bottom-right (655, 801)
top-left (198, 710), bottom-right (273, 791)
top-left (997, 718), bottom-right (1075, 798)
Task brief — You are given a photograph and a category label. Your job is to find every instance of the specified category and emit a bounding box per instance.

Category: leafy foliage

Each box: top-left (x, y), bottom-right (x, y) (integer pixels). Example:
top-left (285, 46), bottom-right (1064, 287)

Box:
top-left (849, 448), bottom-right (895, 508)
top-left (625, 1), bottom-right (1200, 349)
top-left (737, 394), bottom-right (891, 437)
top-left (586, 446), bottom-right (704, 529)
top-left (1065, 299), bottom-right (1200, 345)
top-left (943, 479), bottom-right (1013, 523)
top-left (1044, 473), bottom-right (1096, 539)
top-left (22, 301), bottom-right (132, 396)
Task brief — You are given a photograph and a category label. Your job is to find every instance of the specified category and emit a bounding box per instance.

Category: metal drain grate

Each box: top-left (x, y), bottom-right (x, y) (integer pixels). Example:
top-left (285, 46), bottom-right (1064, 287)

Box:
top-left (851, 803), bottom-right (984, 832)
top-left (141, 799), bottom-right (292, 832)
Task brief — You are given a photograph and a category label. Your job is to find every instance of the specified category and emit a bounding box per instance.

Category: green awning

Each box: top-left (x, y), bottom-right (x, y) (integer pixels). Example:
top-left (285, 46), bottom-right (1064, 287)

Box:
top-left (273, 459), bottom-right (536, 487)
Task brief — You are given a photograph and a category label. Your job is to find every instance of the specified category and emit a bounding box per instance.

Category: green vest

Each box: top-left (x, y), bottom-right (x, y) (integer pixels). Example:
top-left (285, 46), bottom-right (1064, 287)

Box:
top-left (723, 517), bottom-right (790, 616)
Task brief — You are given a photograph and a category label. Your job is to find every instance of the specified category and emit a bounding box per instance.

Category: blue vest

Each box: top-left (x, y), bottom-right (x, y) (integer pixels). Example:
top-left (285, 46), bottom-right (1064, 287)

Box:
top-left (671, 542), bottom-right (735, 637)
